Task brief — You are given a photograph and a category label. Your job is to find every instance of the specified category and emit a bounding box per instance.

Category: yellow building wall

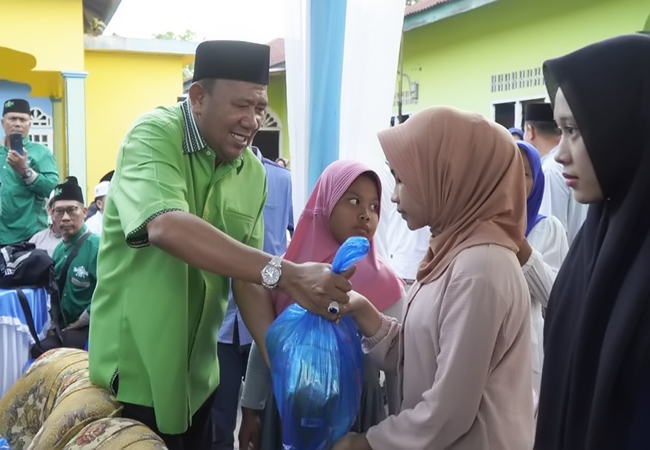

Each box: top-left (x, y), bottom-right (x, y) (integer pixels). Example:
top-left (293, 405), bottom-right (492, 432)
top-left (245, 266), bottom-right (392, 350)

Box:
top-left (267, 74), bottom-right (290, 159)
top-left (0, 0), bottom-right (85, 179)
top-left (397, 0), bottom-right (649, 118)
top-left (84, 51), bottom-right (185, 195)
top-left (0, 0), bottom-right (84, 72)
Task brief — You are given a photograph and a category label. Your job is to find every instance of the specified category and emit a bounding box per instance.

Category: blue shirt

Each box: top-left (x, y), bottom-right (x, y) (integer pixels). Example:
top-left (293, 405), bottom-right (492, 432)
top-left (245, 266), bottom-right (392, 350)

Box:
top-left (218, 148), bottom-right (293, 345)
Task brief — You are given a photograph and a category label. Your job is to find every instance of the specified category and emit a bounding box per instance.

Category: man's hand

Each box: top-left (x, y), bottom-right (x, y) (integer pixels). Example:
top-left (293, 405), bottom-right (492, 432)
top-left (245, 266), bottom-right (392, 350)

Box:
top-left (332, 432), bottom-right (372, 450)
top-left (279, 261), bottom-right (355, 320)
top-left (238, 407), bottom-right (262, 450)
top-left (515, 238), bottom-right (533, 267)
top-left (6, 149), bottom-right (28, 176)
top-left (63, 320), bottom-right (85, 331)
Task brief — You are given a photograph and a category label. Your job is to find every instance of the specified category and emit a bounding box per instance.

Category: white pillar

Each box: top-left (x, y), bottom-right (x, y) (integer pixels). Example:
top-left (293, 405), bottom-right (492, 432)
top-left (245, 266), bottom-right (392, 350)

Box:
top-left (50, 96), bottom-right (64, 180)
top-left (61, 71), bottom-right (88, 197)
top-left (338, 0), bottom-right (405, 176)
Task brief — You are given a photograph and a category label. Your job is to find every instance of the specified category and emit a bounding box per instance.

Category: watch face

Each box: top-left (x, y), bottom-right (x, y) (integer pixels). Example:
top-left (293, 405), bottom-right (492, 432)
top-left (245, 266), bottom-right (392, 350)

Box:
top-left (262, 265), bottom-right (281, 286)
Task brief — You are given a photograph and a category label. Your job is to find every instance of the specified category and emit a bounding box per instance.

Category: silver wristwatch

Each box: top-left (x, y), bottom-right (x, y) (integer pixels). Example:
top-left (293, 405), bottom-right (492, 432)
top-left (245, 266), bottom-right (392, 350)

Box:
top-left (261, 256), bottom-right (282, 290)
top-left (21, 168), bottom-right (33, 179)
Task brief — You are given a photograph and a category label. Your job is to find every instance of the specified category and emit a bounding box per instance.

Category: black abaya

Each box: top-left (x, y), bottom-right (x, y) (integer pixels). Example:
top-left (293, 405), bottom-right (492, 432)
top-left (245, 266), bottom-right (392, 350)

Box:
top-left (535, 34), bottom-right (650, 450)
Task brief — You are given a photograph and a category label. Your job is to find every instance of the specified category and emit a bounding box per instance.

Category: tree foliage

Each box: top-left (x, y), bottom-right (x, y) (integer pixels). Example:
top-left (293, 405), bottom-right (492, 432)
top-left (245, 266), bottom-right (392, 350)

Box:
top-left (153, 30), bottom-right (197, 80)
top-left (152, 30), bottom-right (197, 41)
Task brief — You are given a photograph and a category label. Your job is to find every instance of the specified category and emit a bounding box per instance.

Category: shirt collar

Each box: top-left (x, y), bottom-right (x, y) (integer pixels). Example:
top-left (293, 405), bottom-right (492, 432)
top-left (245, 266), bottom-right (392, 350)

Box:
top-left (49, 224), bottom-right (62, 239)
top-left (181, 98), bottom-right (207, 154)
top-left (542, 146), bottom-right (559, 163)
top-left (252, 146), bottom-right (264, 163)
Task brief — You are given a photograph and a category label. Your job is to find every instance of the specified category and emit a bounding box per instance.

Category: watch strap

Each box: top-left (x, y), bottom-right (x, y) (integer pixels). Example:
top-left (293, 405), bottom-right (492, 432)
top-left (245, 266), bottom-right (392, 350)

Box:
top-left (261, 256), bottom-right (283, 290)
top-left (22, 168), bottom-right (37, 184)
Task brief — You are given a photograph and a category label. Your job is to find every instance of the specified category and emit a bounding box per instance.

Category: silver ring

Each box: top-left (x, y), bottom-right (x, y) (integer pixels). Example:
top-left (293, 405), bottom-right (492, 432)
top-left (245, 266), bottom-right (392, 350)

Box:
top-left (328, 301), bottom-right (340, 315)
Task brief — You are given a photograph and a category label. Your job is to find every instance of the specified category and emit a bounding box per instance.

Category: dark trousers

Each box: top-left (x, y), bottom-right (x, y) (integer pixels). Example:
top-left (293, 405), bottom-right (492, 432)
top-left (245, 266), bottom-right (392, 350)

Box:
top-left (212, 321), bottom-right (251, 450)
top-left (121, 389), bottom-right (217, 450)
top-left (30, 326), bottom-right (89, 359)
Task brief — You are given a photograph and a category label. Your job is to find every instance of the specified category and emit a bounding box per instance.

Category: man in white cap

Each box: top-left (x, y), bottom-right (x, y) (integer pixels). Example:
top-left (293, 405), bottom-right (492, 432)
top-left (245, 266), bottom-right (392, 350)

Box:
top-left (85, 180), bottom-right (109, 235)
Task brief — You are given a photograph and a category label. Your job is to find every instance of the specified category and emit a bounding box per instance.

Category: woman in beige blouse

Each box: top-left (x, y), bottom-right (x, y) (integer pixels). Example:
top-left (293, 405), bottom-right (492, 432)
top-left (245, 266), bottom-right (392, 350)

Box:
top-left (333, 106), bottom-right (534, 450)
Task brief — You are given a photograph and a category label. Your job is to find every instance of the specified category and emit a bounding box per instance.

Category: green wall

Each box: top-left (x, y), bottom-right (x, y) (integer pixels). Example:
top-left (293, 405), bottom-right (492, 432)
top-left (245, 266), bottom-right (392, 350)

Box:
top-left (396, 0), bottom-right (649, 118)
top-left (265, 0), bottom-right (649, 150)
top-left (267, 73), bottom-right (290, 159)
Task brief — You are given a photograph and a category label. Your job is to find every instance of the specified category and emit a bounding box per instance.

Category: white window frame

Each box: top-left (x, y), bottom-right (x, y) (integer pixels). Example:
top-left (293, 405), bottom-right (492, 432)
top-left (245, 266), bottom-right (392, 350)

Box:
top-left (259, 107), bottom-right (283, 158)
top-left (491, 93), bottom-right (550, 130)
top-left (28, 107), bottom-right (54, 152)
top-left (260, 107), bottom-right (282, 131)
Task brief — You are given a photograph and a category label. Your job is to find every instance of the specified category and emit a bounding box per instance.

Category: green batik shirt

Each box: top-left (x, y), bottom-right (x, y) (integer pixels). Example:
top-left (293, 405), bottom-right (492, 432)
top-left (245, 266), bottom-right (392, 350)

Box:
top-left (88, 99), bottom-right (267, 434)
top-left (0, 137), bottom-right (59, 245)
top-left (52, 225), bottom-right (100, 328)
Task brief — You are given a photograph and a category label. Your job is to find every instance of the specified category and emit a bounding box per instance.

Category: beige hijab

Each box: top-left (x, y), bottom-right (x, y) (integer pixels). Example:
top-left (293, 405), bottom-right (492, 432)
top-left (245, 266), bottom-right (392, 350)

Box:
top-left (378, 106), bottom-right (526, 283)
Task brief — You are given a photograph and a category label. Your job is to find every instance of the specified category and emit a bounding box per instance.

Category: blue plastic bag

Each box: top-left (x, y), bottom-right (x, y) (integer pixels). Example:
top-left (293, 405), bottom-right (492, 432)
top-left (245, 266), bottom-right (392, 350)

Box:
top-left (0, 435), bottom-right (11, 450)
top-left (266, 237), bottom-right (369, 450)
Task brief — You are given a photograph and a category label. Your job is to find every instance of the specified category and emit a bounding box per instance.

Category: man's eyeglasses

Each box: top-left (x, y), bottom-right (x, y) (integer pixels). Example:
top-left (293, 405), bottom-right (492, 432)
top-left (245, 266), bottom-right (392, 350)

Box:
top-left (53, 206), bottom-right (80, 218)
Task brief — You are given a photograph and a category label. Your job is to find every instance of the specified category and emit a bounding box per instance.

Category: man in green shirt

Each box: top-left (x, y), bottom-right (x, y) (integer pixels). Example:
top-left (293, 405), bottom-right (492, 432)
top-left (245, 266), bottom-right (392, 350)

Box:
top-left (30, 177), bottom-right (99, 358)
top-left (0, 99), bottom-right (59, 245)
top-left (88, 41), bottom-right (354, 449)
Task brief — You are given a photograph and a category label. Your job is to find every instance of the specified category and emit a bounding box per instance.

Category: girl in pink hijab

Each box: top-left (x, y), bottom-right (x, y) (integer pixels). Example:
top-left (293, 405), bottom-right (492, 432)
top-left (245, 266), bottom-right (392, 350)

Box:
top-left (238, 159), bottom-right (405, 450)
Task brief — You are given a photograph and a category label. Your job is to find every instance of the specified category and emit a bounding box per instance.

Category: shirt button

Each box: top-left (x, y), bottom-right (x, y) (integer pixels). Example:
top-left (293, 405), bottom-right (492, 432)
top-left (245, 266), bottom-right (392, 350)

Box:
top-left (206, 150), bottom-right (212, 156)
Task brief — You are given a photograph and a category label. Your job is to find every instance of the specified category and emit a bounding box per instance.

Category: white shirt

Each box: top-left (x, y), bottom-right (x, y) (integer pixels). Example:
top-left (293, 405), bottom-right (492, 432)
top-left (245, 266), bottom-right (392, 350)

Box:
top-left (539, 147), bottom-right (589, 245)
top-left (523, 215), bottom-right (569, 395)
top-left (28, 226), bottom-right (62, 257)
top-left (374, 162), bottom-right (430, 281)
top-left (85, 211), bottom-right (103, 236)
top-left (527, 214), bottom-right (568, 278)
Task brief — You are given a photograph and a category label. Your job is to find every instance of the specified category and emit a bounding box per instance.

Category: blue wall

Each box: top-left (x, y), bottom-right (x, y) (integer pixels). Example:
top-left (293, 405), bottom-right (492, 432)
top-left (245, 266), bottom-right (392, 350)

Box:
top-left (0, 79), bottom-right (52, 117)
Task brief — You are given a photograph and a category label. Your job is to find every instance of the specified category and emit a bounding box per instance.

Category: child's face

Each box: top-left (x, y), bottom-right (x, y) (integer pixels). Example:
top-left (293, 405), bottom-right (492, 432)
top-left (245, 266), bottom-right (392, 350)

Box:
top-left (329, 174), bottom-right (380, 245)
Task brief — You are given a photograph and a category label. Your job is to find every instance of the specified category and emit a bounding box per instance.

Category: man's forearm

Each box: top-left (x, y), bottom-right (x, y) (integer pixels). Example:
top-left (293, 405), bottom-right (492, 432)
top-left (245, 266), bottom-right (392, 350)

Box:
top-left (147, 211), bottom-right (298, 285)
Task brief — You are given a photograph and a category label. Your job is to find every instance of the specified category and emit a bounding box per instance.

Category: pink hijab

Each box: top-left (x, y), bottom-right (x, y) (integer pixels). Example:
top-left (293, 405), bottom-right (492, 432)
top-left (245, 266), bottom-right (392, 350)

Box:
top-left (272, 160), bottom-right (404, 315)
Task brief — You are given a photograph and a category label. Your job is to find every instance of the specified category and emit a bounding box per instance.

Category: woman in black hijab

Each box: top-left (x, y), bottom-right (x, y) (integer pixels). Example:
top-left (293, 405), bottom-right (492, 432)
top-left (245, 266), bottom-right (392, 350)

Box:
top-left (535, 34), bottom-right (650, 449)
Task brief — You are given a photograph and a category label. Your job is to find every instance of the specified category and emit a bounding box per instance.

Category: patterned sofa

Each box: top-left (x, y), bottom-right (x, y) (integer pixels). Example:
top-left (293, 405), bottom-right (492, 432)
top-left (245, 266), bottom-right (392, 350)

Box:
top-left (0, 348), bottom-right (167, 449)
